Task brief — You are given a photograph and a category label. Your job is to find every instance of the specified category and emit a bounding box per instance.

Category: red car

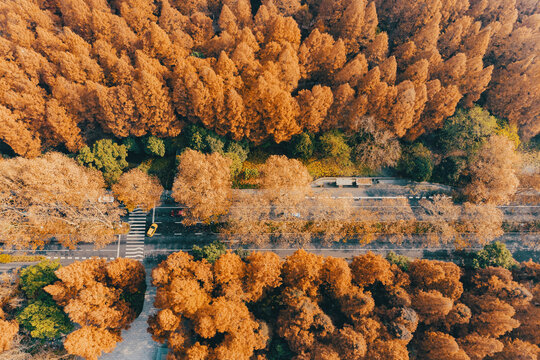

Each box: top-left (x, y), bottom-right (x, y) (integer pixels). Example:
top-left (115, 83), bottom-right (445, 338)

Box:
top-left (171, 209), bottom-right (185, 217)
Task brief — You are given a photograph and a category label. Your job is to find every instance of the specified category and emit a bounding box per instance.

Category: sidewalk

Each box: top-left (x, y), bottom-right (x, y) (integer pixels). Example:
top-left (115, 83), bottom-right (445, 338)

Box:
top-left (101, 263), bottom-right (158, 360)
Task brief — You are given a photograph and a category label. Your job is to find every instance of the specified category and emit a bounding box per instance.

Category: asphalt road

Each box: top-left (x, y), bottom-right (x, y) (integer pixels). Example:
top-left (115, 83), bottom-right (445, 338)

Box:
top-left (1, 196), bottom-right (539, 272)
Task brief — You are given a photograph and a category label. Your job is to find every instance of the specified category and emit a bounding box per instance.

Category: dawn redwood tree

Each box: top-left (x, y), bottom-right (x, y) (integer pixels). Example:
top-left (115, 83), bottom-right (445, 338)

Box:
top-left (63, 326), bottom-right (121, 360)
top-left (148, 251), bottom-right (274, 359)
top-left (171, 149), bottom-right (232, 223)
top-left (44, 258), bottom-right (146, 359)
top-left (111, 168), bottom-right (163, 212)
top-left (0, 152), bottom-right (126, 249)
top-left (0, 0), bottom-right (538, 150)
top-left (147, 249), bottom-right (540, 359)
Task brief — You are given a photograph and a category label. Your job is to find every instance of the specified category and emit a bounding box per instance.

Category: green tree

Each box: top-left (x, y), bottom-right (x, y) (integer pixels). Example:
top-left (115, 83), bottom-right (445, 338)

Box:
top-left (19, 260), bottom-right (60, 300)
top-left (76, 139), bottom-right (128, 184)
top-left (398, 143), bottom-right (433, 182)
top-left (318, 130), bottom-right (351, 164)
top-left (122, 137), bottom-right (143, 155)
top-left (437, 107), bottom-right (499, 156)
top-left (192, 241), bottom-right (227, 264)
top-left (144, 136), bottom-right (166, 157)
top-left (185, 125), bottom-right (207, 152)
top-left (183, 124), bottom-right (227, 154)
top-left (432, 156), bottom-right (467, 186)
top-left (289, 133), bottom-right (314, 160)
top-left (386, 251), bottom-right (411, 271)
top-left (473, 241), bottom-right (517, 270)
top-left (207, 136), bottom-right (225, 154)
top-left (225, 142), bottom-right (249, 177)
top-left (17, 300), bottom-right (72, 339)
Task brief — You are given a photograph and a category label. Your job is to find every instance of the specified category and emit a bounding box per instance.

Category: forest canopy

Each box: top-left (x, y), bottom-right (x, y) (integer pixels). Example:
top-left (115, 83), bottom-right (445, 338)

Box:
top-left (149, 249), bottom-right (540, 360)
top-left (0, 0), bottom-right (538, 158)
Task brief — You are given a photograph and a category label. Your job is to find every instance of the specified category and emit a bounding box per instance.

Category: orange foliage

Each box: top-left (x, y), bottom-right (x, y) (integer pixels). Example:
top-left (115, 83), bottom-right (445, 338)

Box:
top-left (171, 149), bottom-right (232, 223)
top-left (148, 250), bottom-right (539, 360)
top-left (111, 169), bottom-right (163, 212)
top-left (44, 258), bottom-right (145, 359)
top-left (1, 0), bottom-right (537, 156)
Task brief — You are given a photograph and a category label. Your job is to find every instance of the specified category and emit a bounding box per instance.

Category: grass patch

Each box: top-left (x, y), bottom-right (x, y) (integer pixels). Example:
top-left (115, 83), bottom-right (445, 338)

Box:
top-left (0, 254), bottom-right (47, 263)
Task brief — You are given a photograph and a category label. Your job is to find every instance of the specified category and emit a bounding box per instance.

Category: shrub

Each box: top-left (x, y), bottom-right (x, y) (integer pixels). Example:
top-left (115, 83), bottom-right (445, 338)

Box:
top-left (144, 136), bottom-right (166, 157)
top-left (19, 260), bottom-right (60, 300)
top-left (122, 137), bottom-right (143, 154)
top-left (225, 142), bottom-right (250, 177)
top-left (192, 241), bottom-right (227, 263)
top-left (242, 168), bottom-right (260, 180)
top-left (17, 300), bottom-right (72, 339)
top-left (289, 133), bottom-right (313, 160)
top-left (432, 156), bottom-right (467, 186)
top-left (472, 241), bottom-right (517, 270)
top-left (0, 254), bottom-right (12, 263)
top-left (437, 106), bottom-right (499, 155)
top-left (318, 130), bottom-right (351, 164)
top-left (398, 143), bottom-right (433, 182)
top-left (76, 139), bottom-right (128, 184)
top-left (386, 251), bottom-right (411, 271)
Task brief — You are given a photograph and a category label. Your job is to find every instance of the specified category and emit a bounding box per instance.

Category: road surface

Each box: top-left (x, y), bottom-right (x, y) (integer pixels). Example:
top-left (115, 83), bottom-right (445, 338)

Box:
top-left (1, 196), bottom-right (539, 272)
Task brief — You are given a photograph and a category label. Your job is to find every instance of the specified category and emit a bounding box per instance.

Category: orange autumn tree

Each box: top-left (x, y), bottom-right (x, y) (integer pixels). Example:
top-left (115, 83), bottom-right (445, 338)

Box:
top-left (462, 135), bottom-right (521, 205)
top-left (44, 258), bottom-right (146, 360)
top-left (148, 249), bottom-right (539, 359)
top-left (0, 273), bottom-right (20, 353)
top-left (148, 251), bottom-right (281, 359)
top-left (171, 149), bottom-right (232, 223)
top-left (1, 0), bottom-right (537, 155)
top-left (111, 168), bottom-right (164, 212)
top-left (0, 152), bottom-right (126, 249)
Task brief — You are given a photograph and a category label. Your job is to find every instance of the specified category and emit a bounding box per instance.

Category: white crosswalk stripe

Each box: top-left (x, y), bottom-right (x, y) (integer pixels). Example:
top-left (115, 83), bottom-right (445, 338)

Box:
top-left (125, 207), bottom-right (148, 259)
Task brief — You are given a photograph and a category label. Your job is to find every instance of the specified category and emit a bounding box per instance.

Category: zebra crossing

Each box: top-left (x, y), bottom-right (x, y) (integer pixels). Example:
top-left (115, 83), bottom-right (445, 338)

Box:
top-left (125, 208), bottom-right (147, 259)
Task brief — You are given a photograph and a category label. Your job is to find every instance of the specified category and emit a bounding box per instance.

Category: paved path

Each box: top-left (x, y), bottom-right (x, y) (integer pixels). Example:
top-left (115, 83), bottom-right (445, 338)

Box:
top-left (101, 263), bottom-right (158, 360)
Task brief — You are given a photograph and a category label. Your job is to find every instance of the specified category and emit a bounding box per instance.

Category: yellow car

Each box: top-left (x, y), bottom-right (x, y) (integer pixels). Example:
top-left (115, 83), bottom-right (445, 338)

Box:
top-left (147, 223), bottom-right (158, 237)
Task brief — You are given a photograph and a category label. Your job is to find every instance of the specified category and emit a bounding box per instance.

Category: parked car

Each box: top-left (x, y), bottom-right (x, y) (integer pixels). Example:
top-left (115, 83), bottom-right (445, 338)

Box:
top-left (171, 209), bottom-right (185, 217)
top-left (147, 223), bottom-right (158, 237)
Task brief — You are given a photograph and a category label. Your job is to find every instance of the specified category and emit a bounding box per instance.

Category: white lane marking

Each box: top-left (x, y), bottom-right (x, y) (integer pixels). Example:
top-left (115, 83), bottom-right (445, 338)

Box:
top-left (174, 233), bottom-right (183, 235)
top-left (195, 233), bottom-right (203, 236)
